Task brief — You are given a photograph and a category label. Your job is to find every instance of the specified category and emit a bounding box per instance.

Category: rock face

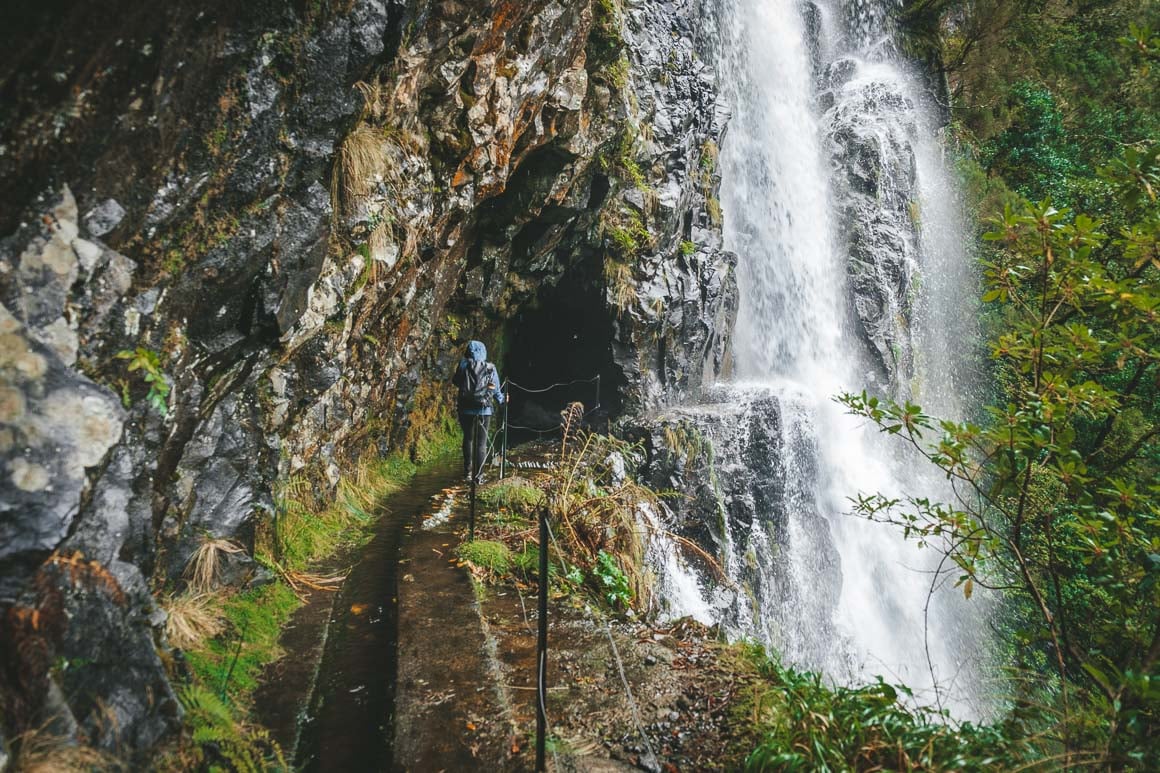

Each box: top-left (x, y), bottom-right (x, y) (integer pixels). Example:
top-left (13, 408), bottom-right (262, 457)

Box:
top-left (822, 58), bottom-right (921, 394)
top-left (631, 385), bottom-right (843, 667)
top-left (0, 0), bottom-right (734, 758)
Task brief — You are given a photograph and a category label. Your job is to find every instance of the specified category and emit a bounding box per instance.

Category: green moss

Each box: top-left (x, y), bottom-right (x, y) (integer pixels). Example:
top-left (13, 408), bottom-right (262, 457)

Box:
top-left (161, 249), bottom-right (185, 275)
top-left (478, 479), bottom-right (544, 514)
top-left (680, 240), bottom-right (696, 256)
top-left (266, 438), bottom-right (452, 573)
top-left (605, 55), bottom-right (630, 91)
top-left (205, 125), bottom-right (229, 155)
top-left (588, 0), bottom-right (625, 67)
top-left (350, 249), bottom-right (373, 295)
top-left (403, 379), bottom-right (460, 464)
top-left (184, 582), bottom-right (301, 703)
top-left (458, 540), bottom-right (513, 574)
top-left (603, 206), bottom-right (650, 260)
top-left (409, 405), bottom-right (459, 465)
top-left (614, 128), bottom-right (647, 190)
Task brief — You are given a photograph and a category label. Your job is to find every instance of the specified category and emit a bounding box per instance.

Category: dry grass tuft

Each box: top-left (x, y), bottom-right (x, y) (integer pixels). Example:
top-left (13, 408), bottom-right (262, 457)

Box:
top-left (336, 124), bottom-right (386, 210)
top-left (603, 258), bottom-right (638, 316)
top-left (353, 79), bottom-right (384, 121)
top-left (10, 725), bottom-right (123, 772)
top-left (185, 537), bottom-right (244, 592)
top-left (162, 592), bottom-right (226, 650)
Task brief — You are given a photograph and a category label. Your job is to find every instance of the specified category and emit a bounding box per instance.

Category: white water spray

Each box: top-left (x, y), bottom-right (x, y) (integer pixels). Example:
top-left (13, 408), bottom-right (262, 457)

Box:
top-left (697, 0), bottom-right (989, 716)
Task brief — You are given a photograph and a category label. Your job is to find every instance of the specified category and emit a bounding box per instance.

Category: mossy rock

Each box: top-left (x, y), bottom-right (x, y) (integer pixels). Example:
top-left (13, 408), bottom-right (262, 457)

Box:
top-left (458, 540), bottom-right (513, 574)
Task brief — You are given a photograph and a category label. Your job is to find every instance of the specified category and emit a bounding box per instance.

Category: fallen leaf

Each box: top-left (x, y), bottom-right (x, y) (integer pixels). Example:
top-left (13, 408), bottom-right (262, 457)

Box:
top-left (466, 721), bottom-right (476, 731)
top-left (350, 603), bottom-right (369, 615)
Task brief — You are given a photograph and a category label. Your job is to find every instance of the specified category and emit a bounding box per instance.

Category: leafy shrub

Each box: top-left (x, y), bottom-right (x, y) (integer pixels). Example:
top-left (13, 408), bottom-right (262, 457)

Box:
top-left (740, 646), bottom-right (1033, 771)
top-left (115, 347), bottom-right (170, 415)
top-left (593, 550), bottom-right (632, 608)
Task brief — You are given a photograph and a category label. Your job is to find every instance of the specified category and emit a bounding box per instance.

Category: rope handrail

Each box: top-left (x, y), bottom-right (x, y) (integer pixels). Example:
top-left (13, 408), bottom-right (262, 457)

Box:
top-left (503, 375), bottom-right (600, 394)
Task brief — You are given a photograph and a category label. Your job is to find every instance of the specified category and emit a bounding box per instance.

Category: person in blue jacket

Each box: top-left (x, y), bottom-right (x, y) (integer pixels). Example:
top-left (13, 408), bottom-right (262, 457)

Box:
top-left (451, 340), bottom-right (506, 481)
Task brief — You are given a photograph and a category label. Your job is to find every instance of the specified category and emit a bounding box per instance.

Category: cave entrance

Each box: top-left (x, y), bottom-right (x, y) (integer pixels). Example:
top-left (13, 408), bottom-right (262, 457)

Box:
top-left (502, 274), bottom-right (621, 440)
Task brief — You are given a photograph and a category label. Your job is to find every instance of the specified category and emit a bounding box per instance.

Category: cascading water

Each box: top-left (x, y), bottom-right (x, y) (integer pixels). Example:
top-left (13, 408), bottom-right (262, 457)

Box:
top-left (649, 0), bottom-right (990, 716)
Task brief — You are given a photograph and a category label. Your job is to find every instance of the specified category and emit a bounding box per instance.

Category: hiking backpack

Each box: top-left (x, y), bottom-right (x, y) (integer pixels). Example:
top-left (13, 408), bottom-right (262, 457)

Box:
top-left (458, 360), bottom-right (492, 409)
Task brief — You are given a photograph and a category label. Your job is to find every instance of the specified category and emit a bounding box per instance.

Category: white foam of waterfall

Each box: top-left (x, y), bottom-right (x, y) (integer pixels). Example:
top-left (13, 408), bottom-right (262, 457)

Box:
top-left (639, 502), bottom-right (715, 624)
top-left (703, 0), bottom-right (989, 717)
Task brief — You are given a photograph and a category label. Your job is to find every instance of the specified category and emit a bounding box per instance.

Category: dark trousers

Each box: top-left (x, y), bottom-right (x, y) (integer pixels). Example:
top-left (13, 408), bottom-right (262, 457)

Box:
top-left (458, 413), bottom-right (490, 477)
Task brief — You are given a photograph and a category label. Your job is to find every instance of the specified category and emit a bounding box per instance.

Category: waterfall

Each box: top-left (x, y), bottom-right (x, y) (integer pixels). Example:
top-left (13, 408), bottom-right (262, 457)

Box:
top-left (660, 0), bottom-right (990, 716)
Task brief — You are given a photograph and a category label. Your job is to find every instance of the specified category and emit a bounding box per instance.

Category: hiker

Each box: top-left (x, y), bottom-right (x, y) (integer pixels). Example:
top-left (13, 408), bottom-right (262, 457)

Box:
top-left (452, 340), bottom-right (506, 482)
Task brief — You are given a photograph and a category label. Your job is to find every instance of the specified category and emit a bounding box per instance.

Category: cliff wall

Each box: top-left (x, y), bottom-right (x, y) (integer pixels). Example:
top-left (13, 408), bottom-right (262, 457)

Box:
top-left (0, 0), bottom-right (735, 757)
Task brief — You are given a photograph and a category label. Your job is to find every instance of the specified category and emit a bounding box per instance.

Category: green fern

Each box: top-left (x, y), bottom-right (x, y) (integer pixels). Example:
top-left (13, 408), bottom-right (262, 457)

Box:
top-left (179, 684), bottom-right (287, 772)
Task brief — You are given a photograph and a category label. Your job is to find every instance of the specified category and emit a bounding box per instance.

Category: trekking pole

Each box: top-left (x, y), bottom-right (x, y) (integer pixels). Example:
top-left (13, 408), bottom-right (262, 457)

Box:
top-left (500, 399), bottom-right (509, 480)
top-left (469, 417), bottom-right (478, 542)
top-left (536, 504), bottom-right (549, 772)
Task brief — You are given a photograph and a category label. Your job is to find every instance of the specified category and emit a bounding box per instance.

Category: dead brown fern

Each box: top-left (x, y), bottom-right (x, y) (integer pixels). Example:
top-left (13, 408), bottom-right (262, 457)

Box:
top-left (542, 428), bottom-right (731, 610)
top-left (45, 552), bottom-right (125, 605)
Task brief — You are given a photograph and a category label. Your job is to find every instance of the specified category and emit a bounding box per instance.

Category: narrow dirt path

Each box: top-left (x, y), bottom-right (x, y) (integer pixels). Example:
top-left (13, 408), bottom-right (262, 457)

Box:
top-left (293, 459), bottom-right (481, 771)
top-left (264, 450), bottom-right (749, 771)
top-left (392, 488), bottom-right (517, 770)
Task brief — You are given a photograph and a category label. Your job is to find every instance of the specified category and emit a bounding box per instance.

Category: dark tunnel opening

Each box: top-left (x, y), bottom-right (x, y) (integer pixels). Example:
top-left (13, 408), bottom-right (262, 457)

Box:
top-left (501, 266), bottom-right (622, 440)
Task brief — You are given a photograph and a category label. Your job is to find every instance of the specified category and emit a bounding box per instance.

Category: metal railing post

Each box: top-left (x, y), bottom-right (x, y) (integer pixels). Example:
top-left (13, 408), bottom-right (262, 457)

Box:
top-left (536, 505), bottom-right (549, 771)
top-left (500, 399), bottom-right (509, 480)
top-left (469, 416), bottom-right (479, 541)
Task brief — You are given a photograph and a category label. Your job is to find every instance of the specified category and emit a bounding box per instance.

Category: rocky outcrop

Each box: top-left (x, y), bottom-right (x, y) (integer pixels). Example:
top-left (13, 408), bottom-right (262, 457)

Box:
top-left (822, 58), bottom-right (920, 394)
top-left (0, 0), bottom-right (735, 758)
top-left (631, 385), bottom-right (843, 668)
top-left (604, 0), bottom-right (737, 411)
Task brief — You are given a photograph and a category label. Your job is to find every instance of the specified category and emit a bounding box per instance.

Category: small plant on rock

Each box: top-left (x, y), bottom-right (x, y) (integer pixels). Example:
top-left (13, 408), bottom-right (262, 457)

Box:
top-left (593, 550), bottom-right (632, 608)
top-left (115, 346), bottom-right (171, 415)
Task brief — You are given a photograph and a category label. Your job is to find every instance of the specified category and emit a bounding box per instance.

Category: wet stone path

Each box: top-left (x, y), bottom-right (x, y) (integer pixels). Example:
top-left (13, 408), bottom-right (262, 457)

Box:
top-left (290, 458), bottom-right (513, 771)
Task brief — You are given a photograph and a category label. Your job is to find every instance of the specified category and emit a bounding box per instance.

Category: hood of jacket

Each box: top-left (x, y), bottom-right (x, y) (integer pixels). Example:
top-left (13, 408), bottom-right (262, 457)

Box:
top-left (465, 340), bottom-right (487, 361)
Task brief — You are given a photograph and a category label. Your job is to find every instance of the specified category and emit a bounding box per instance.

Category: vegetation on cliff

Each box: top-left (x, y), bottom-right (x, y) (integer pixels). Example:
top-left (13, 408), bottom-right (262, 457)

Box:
top-left (835, 7), bottom-right (1160, 767)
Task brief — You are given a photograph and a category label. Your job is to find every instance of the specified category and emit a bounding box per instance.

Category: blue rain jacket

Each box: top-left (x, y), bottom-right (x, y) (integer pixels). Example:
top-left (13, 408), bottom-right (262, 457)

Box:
top-left (453, 340), bottom-right (505, 416)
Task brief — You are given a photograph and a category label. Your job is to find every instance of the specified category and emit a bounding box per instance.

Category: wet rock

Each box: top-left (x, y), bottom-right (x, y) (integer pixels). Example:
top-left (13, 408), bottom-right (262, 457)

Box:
top-left (83, 199), bottom-right (126, 237)
top-left (602, 0), bottom-right (738, 412)
top-left (631, 385), bottom-right (843, 663)
top-left (0, 0), bottom-right (741, 760)
top-left (29, 556), bottom-right (179, 752)
top-left (823, 58), bottom-right (919, 393)
top-left (0, 305), bottom-right (124, 599)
